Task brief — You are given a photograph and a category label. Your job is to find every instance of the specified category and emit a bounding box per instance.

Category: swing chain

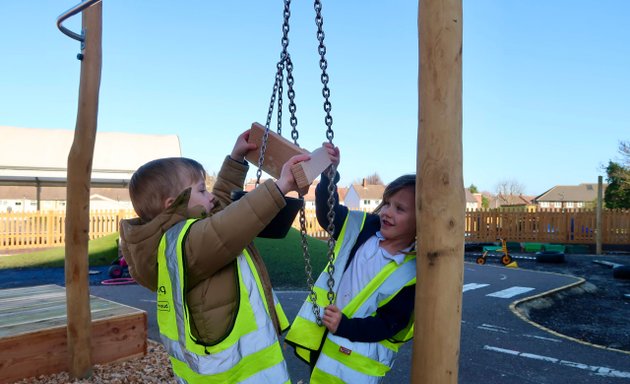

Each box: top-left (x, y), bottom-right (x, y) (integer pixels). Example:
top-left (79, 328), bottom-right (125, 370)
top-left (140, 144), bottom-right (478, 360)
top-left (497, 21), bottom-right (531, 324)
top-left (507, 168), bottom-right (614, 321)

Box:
top-left (313, 0), bottom-right (337, 305)
top-left (261, 0), bottom-right (296, 185)
top-left (298, 202), bottom-right (321, 325)
top-left (314, 0), bottom-right (334, 142)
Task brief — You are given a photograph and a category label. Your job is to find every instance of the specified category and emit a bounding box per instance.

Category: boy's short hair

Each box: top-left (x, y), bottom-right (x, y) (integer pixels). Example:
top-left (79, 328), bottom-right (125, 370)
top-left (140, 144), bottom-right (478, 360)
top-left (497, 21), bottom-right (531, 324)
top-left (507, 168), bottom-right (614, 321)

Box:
top-left (129, 157), bottom-right (206, 221)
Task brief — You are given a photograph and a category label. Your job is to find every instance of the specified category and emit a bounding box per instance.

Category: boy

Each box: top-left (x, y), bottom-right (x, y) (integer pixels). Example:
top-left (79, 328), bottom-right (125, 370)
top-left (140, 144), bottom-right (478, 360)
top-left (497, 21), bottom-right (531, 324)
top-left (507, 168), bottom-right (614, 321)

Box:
top-left (120, 130), bottom-right (309, 383)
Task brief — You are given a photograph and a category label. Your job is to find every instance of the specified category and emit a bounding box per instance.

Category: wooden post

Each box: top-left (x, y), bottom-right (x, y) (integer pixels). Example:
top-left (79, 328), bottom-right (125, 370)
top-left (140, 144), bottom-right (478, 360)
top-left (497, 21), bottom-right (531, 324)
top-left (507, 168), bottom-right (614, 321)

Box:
top-left (413, 1), bottom-right (463, 383)
top-left (596, 175), bottom-right (603, 254)
top-left (64, 1), bottom-right (102, 379)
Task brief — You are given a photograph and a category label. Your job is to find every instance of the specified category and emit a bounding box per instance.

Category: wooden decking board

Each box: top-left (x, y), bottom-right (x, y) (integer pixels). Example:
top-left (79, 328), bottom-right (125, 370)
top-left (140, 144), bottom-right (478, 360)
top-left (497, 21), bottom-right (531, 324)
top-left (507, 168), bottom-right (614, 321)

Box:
top-left (0, 284), bottom-right (147, 383)
top-left (0, 295), bottom-right (67, 313)
top-left (0, 298), bottom-right (124, 329)
top-left (0, 284), bottom-right (62, 299)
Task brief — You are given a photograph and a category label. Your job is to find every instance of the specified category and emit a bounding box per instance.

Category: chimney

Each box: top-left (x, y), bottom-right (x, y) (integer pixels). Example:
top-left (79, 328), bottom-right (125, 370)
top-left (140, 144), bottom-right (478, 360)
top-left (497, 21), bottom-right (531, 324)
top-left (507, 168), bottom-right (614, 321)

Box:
top-left (362, 178), bottom-right (367, 188)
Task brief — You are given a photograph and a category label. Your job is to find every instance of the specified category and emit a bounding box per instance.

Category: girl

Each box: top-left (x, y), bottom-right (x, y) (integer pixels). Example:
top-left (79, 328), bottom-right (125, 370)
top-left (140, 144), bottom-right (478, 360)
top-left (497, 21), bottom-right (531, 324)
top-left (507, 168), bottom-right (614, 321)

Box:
top-left (286, 143), bottom-right (417, 383)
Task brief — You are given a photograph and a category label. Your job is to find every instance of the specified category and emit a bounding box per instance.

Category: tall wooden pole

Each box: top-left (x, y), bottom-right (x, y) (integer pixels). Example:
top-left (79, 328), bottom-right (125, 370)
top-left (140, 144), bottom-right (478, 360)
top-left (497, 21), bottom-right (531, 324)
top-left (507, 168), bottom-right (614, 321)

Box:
top-left (413, 1), bottom-right (463, 383)
top-left (64, 1), bottom-right (102, 379)
top-left (596, 175), bottom-right (603, 255)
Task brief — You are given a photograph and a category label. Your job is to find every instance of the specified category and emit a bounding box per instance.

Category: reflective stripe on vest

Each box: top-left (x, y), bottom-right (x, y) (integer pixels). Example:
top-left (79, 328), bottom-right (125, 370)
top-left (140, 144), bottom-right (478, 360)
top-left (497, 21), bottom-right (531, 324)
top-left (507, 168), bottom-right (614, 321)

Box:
top-left (310, 255), bottom-right (416, 383)
top-left (157, 219), bottom-right (289, 383)
top-left (284, 211), bottom-right (366, 357)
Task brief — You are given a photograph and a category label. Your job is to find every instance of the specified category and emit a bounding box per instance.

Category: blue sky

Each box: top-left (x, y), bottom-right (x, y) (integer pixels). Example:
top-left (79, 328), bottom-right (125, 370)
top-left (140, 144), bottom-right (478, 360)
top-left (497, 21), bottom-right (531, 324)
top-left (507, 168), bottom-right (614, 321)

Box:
top-left (1, 1), bottom-right (628, 196)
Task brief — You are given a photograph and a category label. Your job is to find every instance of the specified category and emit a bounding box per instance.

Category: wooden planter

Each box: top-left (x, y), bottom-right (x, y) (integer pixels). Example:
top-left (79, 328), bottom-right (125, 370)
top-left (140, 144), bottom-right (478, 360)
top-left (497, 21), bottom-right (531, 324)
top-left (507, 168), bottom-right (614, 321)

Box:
top-left (0, 284), bottom-right (147, 383)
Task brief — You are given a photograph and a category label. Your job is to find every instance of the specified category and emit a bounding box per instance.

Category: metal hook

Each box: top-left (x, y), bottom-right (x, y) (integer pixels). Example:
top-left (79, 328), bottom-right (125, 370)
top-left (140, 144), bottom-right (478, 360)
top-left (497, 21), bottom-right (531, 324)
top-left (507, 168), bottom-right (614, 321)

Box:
top-left (56, 0), bottom-right (102, 43)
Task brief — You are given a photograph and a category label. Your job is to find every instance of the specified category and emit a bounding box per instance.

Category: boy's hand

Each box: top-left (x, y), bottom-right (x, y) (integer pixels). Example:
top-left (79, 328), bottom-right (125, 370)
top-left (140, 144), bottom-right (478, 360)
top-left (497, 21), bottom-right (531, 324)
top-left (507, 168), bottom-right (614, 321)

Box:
top-left (276, 153), bottom-right (311, 194)
top-left (322, 142), bottom-right (340, 169)
top-left (323, 305), bottom-right (342, 333)
top-left (231, 130), bottom-right (257, 163)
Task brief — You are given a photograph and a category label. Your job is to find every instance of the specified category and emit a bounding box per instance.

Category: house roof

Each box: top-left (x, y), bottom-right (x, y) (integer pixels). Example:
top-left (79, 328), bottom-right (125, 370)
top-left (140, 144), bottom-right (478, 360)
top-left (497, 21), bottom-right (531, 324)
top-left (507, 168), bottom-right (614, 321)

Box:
top-left (465, 189), bottom-right (477, 203)
top-left (0, 186), bottom-right (130, 201)
top-left (535, 183), bottom-right (608, 202)
top-left (0, 126), bottom-right (181, 186)
top-left (496, 194), bottom-right (534, 206)
top-left (351, 183), bottom-right (386, 200)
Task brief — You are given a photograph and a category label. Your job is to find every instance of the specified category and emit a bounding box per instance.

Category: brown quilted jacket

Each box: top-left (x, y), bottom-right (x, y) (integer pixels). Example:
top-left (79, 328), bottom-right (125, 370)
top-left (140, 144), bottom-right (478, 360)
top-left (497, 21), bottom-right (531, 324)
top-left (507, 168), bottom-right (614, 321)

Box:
top-left (120, 156), bottom-right (287, 343)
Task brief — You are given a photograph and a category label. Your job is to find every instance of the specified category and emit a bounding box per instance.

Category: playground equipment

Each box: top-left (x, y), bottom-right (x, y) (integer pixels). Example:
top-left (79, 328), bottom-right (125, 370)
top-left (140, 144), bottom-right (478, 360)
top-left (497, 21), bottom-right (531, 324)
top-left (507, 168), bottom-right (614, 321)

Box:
top-left (476, 238), bottom-right (514, 266)
top-left (244, 0), bottom-right (338, 326)
top-left (45, 1), bottom-right (465, 383)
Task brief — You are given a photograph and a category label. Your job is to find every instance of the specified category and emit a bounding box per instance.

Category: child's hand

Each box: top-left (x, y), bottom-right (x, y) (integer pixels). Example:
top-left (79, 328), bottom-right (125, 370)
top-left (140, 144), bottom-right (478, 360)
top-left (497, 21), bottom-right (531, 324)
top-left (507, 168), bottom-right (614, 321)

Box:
top-left (323, 304), bottom-right (342, 333)
top-left (231, 130), bottom-right (257, 163)
top-left (322, 142), bottom-right (340, 169)
top-left (276, 153), bottom-right (311, 194)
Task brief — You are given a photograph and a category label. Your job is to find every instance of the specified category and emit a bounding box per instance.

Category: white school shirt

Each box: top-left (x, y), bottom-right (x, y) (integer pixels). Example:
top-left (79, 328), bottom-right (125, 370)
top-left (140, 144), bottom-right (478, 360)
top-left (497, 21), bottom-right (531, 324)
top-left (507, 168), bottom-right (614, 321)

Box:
top-left (335, 231), bottom-right (412, 310)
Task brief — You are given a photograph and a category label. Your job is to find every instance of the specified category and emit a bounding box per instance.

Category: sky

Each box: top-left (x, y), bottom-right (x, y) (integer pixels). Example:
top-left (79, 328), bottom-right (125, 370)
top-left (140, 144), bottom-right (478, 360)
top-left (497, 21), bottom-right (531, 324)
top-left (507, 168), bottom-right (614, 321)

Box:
top-left (1, 1), bottom-right (629, 196)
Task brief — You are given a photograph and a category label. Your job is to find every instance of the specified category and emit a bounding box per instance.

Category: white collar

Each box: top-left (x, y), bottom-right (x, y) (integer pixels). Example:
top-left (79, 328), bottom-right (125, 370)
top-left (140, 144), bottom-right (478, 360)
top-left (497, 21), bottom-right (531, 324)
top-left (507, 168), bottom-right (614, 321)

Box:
top-left (375, 231), bottom-right (412, 265)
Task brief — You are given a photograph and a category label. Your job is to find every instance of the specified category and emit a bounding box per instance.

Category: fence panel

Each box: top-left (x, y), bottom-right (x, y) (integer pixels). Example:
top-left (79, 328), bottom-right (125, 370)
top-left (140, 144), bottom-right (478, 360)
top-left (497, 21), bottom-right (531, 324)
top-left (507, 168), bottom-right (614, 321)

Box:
top-left (0, 210), bottom-right (136, 251)
top-left (2, 208), bottom-right (628, 252)
top-left (465, 208), bottom-right (629, 245)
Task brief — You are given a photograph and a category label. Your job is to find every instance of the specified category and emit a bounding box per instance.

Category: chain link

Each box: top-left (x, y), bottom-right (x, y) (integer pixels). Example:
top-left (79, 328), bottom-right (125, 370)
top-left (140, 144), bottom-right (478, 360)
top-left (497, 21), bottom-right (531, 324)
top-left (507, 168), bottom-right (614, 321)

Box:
top-left (314, 0), bottom-right (337, 306)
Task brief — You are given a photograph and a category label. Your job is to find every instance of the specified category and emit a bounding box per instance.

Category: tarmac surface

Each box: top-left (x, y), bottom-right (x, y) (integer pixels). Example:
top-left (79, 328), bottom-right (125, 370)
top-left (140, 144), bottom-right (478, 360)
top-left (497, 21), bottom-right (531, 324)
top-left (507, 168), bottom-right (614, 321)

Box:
top-left (1, 251), bottom-right (629, 383)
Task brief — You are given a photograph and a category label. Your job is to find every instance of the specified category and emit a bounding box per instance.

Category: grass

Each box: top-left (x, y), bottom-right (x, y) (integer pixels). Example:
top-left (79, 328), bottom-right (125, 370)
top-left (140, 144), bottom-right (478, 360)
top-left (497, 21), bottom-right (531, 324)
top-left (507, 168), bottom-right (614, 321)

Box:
top-left (254, 228), bottom-right (330, 289)
top-left (0, 233), bottom-right (120, 269)
top-left (0, 229), bottom-right (331, 289)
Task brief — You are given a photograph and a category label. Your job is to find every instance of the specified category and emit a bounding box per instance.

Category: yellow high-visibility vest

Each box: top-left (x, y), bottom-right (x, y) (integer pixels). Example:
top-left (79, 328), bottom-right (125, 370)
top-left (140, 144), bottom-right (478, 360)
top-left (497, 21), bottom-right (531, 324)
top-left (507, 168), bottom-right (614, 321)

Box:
top-left (157, 219), bottom-right (290, 383)
top-left (285, 211), bottom-right (416, 383)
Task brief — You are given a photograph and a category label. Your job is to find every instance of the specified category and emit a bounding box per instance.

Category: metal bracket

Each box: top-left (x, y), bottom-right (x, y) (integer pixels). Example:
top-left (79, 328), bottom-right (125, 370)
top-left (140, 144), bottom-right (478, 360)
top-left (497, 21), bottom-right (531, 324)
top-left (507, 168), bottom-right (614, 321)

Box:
top-left (57, 0), bottom-right (102, 57)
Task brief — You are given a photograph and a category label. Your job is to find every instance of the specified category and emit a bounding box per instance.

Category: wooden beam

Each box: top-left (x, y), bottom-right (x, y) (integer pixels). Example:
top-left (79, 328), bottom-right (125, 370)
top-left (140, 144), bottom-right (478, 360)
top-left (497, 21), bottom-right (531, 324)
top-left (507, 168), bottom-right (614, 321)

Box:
top-left (64, 1), bottom-right (102, 379)
top-left (413, 1), bottom-right (464, 383)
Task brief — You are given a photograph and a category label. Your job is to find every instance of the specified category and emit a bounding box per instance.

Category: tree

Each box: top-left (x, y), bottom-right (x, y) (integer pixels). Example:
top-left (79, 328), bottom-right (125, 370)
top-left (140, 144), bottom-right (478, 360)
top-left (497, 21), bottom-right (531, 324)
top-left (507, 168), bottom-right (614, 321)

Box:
top-left (495, 179), bottom-right (525, 204)
top-left (481, 195), bottom-right (489, 209)
top-left (468, 183), bottom-right (478, 194)
top-left (354, 173), bottom-right (384, 185)
top-left (604, 161), bottom-right (630, 209)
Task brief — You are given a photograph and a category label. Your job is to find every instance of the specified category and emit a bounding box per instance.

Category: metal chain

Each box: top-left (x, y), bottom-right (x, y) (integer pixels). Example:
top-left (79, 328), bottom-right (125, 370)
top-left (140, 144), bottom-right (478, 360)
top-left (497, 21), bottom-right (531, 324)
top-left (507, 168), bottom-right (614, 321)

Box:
top-left (260, 0), bottom-right (292, 185)
top-left (314, 0), bottom-right (337, 306)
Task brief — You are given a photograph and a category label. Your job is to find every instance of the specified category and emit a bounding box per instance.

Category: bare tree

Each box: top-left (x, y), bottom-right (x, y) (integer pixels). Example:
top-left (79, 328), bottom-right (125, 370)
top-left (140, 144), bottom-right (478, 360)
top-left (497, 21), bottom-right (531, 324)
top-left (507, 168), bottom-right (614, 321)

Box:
top-left (495, 179), bottom-right (525, 204)
top-left (353, 173), bottom-right (384, 185)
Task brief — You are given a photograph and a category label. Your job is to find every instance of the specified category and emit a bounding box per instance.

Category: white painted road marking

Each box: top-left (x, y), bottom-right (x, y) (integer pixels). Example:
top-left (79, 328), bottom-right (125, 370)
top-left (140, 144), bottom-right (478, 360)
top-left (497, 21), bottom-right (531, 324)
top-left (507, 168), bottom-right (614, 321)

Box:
top-left (484, 345), bottom-right (630, 379)
top-left (486, 286), bottom-right (535, 298)
top-left (463, 283), bottom-right (489, 292)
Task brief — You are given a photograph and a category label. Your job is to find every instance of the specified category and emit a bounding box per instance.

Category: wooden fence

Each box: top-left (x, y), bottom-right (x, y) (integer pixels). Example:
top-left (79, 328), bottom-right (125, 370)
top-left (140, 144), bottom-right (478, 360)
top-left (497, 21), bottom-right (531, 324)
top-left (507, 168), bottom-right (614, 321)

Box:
top-left (0, 210), bottom-right (136, 251)
top-left (465, 208), bottom-right (630, 245)
top-left (1, 208), bottom-right (628, 252)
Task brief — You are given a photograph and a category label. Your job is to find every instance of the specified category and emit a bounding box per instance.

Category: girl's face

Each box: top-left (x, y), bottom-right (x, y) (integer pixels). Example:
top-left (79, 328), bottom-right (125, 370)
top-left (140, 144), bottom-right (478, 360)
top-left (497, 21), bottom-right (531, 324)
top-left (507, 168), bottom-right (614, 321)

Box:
top-left (378, 186), bottom-right (416, 244)
top-left (187, 178), bottom-right (216, 214)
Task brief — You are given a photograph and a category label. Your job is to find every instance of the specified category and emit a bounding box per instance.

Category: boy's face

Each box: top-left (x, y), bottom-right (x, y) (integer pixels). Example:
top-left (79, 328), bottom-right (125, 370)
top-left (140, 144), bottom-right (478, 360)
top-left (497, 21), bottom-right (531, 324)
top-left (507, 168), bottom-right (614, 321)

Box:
top-left (187, 178), bottom-right (216, 214)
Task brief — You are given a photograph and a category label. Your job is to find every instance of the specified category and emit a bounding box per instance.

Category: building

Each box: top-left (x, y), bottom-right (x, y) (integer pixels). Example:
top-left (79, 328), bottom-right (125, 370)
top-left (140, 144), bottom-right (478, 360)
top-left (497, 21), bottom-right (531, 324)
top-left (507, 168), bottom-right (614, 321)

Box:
top-left (0, 126), bottom-right (181, 212)
top-left (344, 179), bottom-right (386, 211)
top-left (465, 189), bottom-right (480, 210)
top-left (534, 183), bottom-right (607, 209)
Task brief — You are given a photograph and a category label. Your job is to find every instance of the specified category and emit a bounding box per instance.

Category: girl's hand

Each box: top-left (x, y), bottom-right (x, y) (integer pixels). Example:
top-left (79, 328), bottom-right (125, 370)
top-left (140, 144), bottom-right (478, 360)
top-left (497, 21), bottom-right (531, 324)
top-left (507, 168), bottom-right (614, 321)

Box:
top-left (231, 130), bottom-right (257, 162)
top-left (276, 153), bottom-right (311, 194)
top-left (322, 142), bottom-right (340, 169)
top-left (323, 304), bottom-right (342, 333)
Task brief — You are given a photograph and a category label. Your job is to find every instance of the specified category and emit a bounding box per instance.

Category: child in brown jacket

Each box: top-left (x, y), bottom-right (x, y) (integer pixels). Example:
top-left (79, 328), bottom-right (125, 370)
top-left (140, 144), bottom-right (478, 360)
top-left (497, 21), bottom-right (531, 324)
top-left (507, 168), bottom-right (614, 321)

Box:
top-left (120, 129), bottom-right (309, 383)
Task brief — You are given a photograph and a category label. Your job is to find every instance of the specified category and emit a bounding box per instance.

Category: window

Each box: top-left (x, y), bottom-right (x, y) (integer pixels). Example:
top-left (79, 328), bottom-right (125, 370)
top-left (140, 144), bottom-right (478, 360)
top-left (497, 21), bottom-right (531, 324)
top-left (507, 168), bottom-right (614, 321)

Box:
top-left (565, 202), bottom-right (574, 208)
top-left (540, 202), bottom-right (549, 208)
top-left (553, 202), bottom-right (561, 208)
